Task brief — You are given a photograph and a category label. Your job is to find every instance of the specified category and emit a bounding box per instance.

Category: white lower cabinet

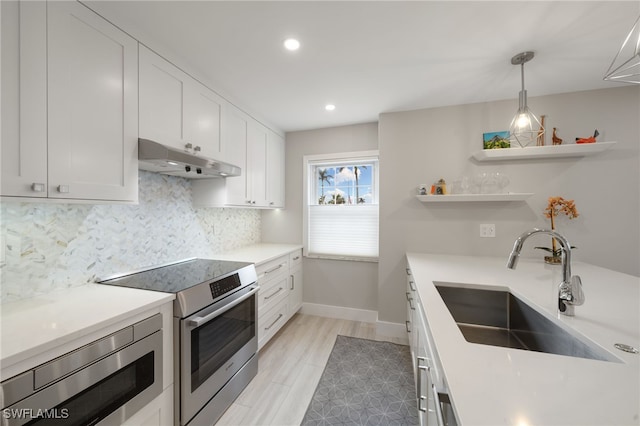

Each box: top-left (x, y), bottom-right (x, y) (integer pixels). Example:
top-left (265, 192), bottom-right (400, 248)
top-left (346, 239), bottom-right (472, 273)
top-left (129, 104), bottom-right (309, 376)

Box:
top-left (407, 262), bottom-right (457, 426)
top-left (121, 385), bottom-right (173, 426)
top-left (289, 250), bottom-right (303, 314)
top-left (255, 249), bottom-right (303, 349)
top-left (258, 298), bottom-right (289, 350)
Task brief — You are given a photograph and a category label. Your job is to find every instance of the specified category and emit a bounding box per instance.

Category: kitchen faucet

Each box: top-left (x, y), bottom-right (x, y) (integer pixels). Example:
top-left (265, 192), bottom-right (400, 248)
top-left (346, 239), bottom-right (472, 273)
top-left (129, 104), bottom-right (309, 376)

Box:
top-left (507, 228), bottom-right (585, 316)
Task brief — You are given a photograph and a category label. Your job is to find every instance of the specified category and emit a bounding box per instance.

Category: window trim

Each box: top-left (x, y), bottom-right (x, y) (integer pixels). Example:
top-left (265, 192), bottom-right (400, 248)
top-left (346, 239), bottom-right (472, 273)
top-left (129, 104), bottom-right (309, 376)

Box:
top-left (302, 150), bottom-right (380, 262)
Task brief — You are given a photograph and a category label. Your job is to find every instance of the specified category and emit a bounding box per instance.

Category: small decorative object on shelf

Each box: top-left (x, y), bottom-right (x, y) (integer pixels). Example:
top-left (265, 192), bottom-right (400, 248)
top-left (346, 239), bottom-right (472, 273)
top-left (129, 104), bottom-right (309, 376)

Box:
top-left (552, 127), bottom-right (563, 145)
top-left (431, 178), bottom-right (447, 195)
top-left (536, 115), bottom-right (546, 146)
top-left (576, 129), bottom-right (599, 144)
top-left (483, 131), bottom-right (511, 149)
top-left (535, 196), bottom-right (579, 264)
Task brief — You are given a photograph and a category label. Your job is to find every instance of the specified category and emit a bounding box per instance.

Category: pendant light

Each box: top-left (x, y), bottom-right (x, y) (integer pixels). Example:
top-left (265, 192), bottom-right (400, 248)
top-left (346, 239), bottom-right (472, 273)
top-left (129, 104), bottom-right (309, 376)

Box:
top-left (509, 51), bottom-right (543, 148)
top-left (603, 15), bottom-right (640, 84)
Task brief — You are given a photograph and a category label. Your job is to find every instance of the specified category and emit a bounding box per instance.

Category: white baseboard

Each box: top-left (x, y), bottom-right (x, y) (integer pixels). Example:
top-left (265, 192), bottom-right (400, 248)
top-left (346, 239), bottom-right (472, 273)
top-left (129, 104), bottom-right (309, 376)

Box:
top-left (300, 302), bottom-right (378, 322)
top-left (376, 321), bottom-right (409, 344)
top-left (300, 303), bottom-right (408, 344)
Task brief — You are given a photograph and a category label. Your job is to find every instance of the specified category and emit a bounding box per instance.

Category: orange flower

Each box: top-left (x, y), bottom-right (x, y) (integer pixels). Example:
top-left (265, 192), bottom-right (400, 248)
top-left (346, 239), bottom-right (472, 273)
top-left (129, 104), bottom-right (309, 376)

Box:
top-left (544, 196), bottom-right (579, 220)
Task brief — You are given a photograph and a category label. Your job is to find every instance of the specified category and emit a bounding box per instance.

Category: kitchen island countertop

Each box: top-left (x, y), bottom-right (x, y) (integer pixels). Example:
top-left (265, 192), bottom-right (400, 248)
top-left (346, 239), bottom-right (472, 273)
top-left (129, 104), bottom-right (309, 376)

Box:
top-left (406, 252), bottom-right (639, 426)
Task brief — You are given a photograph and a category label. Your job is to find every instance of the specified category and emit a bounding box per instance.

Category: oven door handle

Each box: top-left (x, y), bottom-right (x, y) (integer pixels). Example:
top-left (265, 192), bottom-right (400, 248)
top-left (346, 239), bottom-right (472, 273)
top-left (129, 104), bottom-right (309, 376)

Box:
top-left (187, 285), bottom-right (260, 328)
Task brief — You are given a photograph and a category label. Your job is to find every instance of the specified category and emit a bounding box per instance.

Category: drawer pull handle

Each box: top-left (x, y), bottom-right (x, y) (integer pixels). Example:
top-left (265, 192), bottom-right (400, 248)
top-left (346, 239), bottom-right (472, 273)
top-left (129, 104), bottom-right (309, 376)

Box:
top-left (31, 183), bottom-right (45, 192)
top-left (264, 264), bottom-right (284, 274)
top-left (406, 293), bottom-right (415, 310)
top-left (292, 256), bottom-right (300, 261)
top-left (264, 287), bottom-right (283, 300)
top-left (265, 313), bottom-right (284, 331)
top-left (417, 362), bottom-right (430, 413)
top-left (406, 267), bottom-right (411, 276)
top-left (290, 275), bottom-right (294, 290)
top-left (405, 320), bottom-right (411, 333)
top-left (409, 281), bottom-right (416, 291)
top-left (433, 385), bottom-right (446, 426)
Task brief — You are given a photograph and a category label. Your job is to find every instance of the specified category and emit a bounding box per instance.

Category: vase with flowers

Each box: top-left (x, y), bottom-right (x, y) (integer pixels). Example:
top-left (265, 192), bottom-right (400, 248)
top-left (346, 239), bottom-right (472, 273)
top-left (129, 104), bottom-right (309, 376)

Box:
top-left (535, 196), bottom-right (579, 264)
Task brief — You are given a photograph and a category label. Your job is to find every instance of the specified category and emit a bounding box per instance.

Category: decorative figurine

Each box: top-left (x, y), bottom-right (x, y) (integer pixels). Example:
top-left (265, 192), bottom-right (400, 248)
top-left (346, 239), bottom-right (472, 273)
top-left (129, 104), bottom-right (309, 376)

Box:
top-left (431, 178), bottom-right (447, 195)
top-left (552, 127), bottom-right (563, 145)
top-left (536, 115), bottom-right (546, 146)
top-left (576, 129), bottom-right (599, 144)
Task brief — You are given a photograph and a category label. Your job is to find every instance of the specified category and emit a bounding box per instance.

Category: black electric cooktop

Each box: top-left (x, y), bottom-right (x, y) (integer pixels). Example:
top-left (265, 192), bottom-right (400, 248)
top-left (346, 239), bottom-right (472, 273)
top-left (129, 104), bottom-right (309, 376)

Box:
top-left (98, 258), bottom-right (253, 294)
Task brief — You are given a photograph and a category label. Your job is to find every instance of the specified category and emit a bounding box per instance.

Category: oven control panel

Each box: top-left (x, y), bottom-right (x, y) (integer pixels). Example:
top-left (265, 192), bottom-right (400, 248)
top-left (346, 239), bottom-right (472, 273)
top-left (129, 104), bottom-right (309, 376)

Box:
top-left (210, 273), bottom-right (242, 299)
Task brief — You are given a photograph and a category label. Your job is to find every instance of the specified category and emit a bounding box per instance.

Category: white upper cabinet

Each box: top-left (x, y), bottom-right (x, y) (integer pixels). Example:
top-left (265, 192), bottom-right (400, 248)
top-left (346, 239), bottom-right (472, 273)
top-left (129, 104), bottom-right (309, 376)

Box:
top-left (195, 103), bottom-right (285, 209)
top-left (47, 1), bottom-right (138, 201)
top-left (1, 0), bottom-right (138, 202)
top-left (139, 46), bottom-right (185, 149)
top-left (223, 104), bottom-right (250, 206)
top-left (266, 130), bottom-right (285, 208)
top-left (139, 46), bottom-right (225, 160)
top-left (1, 0), bottom-right (47, 198)
top-left (184, 80), bottom-right (224, 159)
top-left (247, 121), bottom-right (268, 207)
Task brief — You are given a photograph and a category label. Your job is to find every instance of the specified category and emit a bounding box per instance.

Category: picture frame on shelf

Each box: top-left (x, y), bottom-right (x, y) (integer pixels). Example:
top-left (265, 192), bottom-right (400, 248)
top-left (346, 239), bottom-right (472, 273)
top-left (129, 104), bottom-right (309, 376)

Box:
top-left (483, 131), bottom-right (511, 149)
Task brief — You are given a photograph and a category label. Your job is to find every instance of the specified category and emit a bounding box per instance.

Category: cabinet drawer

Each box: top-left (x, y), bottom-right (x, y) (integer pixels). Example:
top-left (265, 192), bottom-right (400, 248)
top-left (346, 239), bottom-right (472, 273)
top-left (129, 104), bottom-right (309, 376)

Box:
top-left (257, 275), bottom-right (288, 315)
top-left (289, 250), bottom-right (302, 270)
top-left (255, 255), bottom-right (288, 282)
top-left (258, 298), bottom-right (288, 350)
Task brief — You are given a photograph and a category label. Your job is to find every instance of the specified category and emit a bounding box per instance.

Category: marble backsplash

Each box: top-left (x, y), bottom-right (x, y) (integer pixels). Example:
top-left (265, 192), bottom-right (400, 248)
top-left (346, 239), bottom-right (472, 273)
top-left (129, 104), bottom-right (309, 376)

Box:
top-left (0, 171), bottom-right (261, 303)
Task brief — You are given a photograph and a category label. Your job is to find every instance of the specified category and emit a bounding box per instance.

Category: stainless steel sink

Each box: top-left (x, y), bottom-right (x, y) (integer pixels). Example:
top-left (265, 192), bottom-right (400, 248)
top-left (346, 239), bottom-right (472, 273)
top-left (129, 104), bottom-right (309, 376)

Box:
top-left (435, 283), bottom-right (619, 362)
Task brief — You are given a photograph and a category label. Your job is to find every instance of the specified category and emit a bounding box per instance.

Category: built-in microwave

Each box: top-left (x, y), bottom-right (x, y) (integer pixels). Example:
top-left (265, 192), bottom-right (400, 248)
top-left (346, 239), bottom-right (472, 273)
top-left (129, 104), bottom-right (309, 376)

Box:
top-left (0, 314), bottom-right (163, 426)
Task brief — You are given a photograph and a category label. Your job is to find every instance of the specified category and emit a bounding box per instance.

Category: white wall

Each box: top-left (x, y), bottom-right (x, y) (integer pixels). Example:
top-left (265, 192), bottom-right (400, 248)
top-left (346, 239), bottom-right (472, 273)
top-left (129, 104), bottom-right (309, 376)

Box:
top-left (378, 86), bottom-right (640, 324)
top-left (261, 123), bottom-right (379, 312)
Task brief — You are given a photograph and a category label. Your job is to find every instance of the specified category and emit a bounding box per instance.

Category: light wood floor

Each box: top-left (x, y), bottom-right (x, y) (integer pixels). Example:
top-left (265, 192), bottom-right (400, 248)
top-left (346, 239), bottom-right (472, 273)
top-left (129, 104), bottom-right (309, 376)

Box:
top-left (215, 313), bottom-right (407, 426)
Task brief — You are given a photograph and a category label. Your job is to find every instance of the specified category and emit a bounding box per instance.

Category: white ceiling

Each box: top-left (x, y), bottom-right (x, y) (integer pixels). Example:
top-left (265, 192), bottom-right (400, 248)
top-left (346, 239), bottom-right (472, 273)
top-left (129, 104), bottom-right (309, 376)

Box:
top-left (85, 1), bottom-right (639, 133)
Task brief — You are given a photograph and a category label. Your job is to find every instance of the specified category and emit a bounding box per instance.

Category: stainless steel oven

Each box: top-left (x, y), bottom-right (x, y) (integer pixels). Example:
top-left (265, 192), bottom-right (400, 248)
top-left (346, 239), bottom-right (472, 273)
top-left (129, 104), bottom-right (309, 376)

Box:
top-left (178, 281), bottom-right (258, 426)
top-left (0, 314), bottom-right (163, 426)
top-left (99, 258), bottom-right (258, 426)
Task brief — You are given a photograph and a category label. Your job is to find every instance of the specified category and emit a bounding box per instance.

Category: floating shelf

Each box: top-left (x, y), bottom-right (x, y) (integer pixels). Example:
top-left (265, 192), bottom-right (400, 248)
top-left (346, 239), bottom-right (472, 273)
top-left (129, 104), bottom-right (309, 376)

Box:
top-left (416, 193), bottom-right (533, 203)
top-left (472, 141), bottom-right (617, 161)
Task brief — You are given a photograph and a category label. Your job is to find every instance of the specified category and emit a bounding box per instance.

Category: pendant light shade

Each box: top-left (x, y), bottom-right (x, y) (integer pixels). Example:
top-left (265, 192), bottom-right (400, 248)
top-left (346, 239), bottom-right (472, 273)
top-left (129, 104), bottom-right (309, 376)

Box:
top-left (604, 15), bottom-right (640, 84)
top-left (509, 51), bottom-right (543, 148)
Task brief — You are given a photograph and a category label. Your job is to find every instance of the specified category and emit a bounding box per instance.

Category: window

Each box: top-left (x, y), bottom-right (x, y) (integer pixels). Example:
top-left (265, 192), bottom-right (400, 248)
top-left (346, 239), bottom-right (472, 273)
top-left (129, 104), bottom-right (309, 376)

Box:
top-left (303, 151), bottom-right (379, 261)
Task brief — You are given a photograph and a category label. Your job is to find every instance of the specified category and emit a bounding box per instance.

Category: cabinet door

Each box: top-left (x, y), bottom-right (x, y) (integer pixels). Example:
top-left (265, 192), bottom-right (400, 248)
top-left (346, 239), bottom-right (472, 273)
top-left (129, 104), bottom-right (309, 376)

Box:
top-left (289, 266), bottom-right (303, 315)
top-left (1, 0), bottom-right (47, 197)
top-left (247, 122), bottom-right (267, 206)
top-left (121, 385), bottom-right (173, 426)
top-left (139, 45), bottom-right (186, 151)
top-left (184, 80), bottom-right (225, 160)
top-left (266, 130), bottom-right (285, 208)
top-left (47, 1), bottom-right (138, 201)
top-left (223, 104), bottom-right (250, 206)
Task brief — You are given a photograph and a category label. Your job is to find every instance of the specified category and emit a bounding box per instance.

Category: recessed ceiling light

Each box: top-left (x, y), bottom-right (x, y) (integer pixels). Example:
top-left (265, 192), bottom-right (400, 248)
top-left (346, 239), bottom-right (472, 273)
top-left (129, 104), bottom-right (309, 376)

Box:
top-left (325, 104), bottom-right (336, 111)
top-left (283, 38), bottom-right (300, 51)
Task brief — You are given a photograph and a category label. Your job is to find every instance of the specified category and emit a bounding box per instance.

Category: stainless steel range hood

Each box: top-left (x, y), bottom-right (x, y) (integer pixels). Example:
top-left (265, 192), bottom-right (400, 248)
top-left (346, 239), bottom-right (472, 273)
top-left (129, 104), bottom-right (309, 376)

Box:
top-left (138, 138), bottom-right (241, 179)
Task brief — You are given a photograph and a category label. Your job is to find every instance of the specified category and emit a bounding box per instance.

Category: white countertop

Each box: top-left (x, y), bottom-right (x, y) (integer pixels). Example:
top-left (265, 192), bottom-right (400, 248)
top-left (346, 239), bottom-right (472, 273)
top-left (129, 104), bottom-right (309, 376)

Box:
top-left (406, 253), bottom-right (640, 426)
top-left (212, 243), bottom-right (302, 265)
top-left (0, 243), bottom-right (301, 382)
top-left (0, 284), bottom-right (174, 381)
